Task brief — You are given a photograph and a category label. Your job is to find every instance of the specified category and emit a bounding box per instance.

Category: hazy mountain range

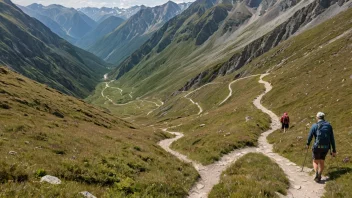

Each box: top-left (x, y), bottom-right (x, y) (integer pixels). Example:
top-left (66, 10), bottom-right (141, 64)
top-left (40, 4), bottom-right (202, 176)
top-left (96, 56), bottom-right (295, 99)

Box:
top-left (18, 2), bottom-right (192, 64)
top-left (18, 3), bottom-right (97, 43)
top-left (77, 5), bottom-right (146, 21)
top-left (88, 1), bottom-right (191, 64)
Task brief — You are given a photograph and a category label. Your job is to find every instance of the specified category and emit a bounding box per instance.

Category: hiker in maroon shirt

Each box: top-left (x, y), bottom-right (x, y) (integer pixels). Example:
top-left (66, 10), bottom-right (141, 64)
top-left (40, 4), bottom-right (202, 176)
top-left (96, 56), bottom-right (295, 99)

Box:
top-left (280, 112), bottom-right (290, 133)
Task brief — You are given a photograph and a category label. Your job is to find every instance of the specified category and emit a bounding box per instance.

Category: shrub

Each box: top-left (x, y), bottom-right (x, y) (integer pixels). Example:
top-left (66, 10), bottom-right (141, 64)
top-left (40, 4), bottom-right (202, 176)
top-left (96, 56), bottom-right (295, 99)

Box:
top-left (35, 169), bottom-right (46, 178)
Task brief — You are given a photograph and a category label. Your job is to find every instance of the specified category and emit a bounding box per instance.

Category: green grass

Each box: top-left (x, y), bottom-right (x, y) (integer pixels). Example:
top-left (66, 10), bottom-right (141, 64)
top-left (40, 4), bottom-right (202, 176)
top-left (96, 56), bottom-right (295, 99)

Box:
top-left (233, 8), bottom-right (352, 198)
top-left (209, 153), bottom-right (289, 198)
top-left (166, 77), bottom-right (270, 165)
top-left (0, 67), bottom-right (198, 197)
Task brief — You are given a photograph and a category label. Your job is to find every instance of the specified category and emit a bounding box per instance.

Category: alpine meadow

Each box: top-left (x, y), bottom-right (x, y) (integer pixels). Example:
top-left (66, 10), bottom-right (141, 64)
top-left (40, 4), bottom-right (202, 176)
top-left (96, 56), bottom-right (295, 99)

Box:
top-left (1, 0), bottom-right (352, 197)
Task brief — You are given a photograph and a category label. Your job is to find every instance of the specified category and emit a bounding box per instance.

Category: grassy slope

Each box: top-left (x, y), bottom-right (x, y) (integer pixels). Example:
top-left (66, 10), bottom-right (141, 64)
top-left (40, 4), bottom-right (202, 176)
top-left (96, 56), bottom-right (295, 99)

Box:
top-left (0, 67), bottom-right (198, 197)
top-left (0, 0), bottom-right (108, 98)
top-left (235, 8), bottom-right (352, 198)
top-left (164, 77), bottom-right (270, 165)
top-left (209, 153), bottom-right (289, 197)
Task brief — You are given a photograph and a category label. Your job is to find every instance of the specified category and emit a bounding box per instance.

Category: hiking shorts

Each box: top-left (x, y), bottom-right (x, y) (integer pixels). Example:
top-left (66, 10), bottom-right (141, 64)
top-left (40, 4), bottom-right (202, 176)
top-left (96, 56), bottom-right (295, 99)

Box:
top-left (282, 123), bottom-right (289, 129)
top-left (312, 148), bottom-right (329, 160)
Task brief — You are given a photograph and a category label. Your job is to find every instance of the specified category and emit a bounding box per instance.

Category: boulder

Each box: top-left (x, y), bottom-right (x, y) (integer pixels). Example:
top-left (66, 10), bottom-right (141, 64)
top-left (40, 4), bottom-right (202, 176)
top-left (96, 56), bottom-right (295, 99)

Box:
top-left (40, 175), bottom-right (61, 185)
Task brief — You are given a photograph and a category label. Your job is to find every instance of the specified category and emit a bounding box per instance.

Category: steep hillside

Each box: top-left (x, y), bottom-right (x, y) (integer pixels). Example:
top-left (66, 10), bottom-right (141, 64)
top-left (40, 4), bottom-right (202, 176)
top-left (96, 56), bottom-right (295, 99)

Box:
top-left (104, 0), bottom-right (350, 100)
top-left (89, 1), bottom-right (187, 64)
top-left (78, 6), bottom-right (145, 21)
top-left (17, 5), bottom-right (77, 43)
top-left (76, 16), bottom-right (125, 50)
top-left (0, 0), bottom-right (108, 98)
top-left (0, 67), bottom-right (198, 197)
top-left (19, 3), bottom-right (97, 41)
top-left (179, 0), bottom-right (352, 91)
top-left (247, 9), bottom-right (351, 197)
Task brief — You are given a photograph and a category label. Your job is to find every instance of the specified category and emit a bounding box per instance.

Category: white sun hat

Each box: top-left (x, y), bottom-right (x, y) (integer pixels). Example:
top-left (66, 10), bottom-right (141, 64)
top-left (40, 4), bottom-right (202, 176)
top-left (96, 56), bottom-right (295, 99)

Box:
top-left (316, 112), bottom-right (325, 119)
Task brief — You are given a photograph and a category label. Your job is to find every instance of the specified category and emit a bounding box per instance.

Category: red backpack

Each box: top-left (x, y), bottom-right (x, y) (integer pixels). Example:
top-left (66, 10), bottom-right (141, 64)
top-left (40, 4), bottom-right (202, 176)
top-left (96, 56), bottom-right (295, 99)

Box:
top-left (281, 115), bottom-right (289, 124)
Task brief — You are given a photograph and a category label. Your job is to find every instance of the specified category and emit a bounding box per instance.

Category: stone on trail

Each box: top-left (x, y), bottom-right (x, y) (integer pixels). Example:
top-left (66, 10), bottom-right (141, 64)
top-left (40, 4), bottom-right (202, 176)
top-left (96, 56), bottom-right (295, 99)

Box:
top-left (81, 191), bottom-right (97, 198)
top-left (293, 185), bottom-right (301, 190)
top-left (196, 184), bottom-right (205, 190)
top-left (40, 175), bottom-right (61, 185)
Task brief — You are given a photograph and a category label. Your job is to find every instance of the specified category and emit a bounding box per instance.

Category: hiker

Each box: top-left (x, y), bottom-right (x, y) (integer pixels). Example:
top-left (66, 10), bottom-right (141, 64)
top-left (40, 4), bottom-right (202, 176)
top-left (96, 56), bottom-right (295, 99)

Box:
top-left (280, 112), bottom-right (290, 132)
top-left (306, 112), bottom-right (336, 182)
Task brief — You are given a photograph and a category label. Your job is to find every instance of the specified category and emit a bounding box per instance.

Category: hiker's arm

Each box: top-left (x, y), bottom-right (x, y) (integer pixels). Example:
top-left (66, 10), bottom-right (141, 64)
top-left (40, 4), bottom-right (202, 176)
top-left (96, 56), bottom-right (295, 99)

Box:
top-left (306, 125), bottom-right (315, 146)
top-left (330, 126), bottom-right (336, 153)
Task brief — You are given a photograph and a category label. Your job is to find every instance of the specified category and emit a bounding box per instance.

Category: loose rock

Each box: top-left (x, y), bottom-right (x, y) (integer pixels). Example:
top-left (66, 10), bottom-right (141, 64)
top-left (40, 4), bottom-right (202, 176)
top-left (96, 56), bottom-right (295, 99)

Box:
top-left (80, 191), bottom-right (97, 198)
top-left (40, 175), bottom-right (61, 185)
top-left (294, 185), bottom-right (301, 190)
top-left (9, 151), bottom-right (17, 155)
top-left (196, 184), bottom-right (205, 190)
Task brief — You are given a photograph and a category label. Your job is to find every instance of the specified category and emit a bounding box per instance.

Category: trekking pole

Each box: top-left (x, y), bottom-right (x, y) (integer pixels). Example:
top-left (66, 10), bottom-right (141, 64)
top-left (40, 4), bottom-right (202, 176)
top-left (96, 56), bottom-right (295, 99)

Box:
top-left (301, 146), bottom-right (309, 172)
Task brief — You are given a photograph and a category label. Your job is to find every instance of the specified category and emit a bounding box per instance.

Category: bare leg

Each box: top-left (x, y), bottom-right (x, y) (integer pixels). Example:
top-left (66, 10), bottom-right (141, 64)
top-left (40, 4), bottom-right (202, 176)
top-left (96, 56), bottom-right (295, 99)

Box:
top-left (319, 160), bottom-right (325, 175)
top-left (313, 160), bottom-right (319, 173)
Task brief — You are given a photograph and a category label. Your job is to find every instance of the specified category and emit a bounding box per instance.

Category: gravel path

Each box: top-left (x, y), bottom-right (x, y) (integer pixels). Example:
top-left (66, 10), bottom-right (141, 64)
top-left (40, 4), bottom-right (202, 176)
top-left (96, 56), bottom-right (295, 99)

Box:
top-left (158, 73), bottom-right (326, 198)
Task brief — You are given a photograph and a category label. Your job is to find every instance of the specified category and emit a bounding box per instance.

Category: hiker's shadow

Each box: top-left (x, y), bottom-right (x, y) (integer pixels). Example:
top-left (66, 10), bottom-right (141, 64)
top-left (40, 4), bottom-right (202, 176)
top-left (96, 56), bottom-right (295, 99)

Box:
top-left (320, 167), bottom-right (352, 184)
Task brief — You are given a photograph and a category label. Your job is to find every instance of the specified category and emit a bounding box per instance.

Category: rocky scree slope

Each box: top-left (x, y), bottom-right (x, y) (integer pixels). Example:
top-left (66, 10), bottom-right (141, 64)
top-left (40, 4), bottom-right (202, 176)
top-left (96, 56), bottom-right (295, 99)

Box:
top-left (178, 0), bottom-right (352, 92)
top-left (0, 0), bottom-right (108, 98)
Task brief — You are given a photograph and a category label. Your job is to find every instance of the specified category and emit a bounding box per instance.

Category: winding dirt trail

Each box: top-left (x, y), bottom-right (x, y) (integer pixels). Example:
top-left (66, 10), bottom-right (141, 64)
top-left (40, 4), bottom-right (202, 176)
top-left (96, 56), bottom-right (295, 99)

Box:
top-left (184, 83), bottom-right (219, 115)
top-left (147, 100), bottom-right (164, 116)
top-left (159, 73), bottom-right (325, 198)
top-left (101, 81), bottom-right (163, 110)
top-left (255, 74), bottom-right (325, 198)
top-left (219, 74), bottom-right (261, 105)
top-left (158, 129), bottom-right (257, 198)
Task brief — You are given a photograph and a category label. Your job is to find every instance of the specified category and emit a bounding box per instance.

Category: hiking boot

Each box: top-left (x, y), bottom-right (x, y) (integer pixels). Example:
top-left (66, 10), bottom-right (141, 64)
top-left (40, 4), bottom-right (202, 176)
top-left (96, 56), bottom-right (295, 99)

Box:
top-left (314, 174), bottom-right (322, 183)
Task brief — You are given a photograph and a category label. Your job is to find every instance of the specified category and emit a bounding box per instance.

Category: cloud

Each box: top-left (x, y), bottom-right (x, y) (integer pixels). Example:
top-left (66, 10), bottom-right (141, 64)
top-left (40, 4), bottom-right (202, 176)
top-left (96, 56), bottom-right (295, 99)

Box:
top-left (12, 0), bottom-right (195, 8)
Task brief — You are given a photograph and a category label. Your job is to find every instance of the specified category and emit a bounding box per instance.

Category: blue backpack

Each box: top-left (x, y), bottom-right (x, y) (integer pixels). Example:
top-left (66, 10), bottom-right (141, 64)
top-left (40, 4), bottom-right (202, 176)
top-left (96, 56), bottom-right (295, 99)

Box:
top-left (313, 122), bottom-right (331, 150)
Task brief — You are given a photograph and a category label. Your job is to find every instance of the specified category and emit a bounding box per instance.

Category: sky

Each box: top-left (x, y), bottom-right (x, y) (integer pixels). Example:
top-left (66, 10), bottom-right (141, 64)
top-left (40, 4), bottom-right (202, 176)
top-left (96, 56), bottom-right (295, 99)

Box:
top-left (12, 0), bottom-right (195, 8)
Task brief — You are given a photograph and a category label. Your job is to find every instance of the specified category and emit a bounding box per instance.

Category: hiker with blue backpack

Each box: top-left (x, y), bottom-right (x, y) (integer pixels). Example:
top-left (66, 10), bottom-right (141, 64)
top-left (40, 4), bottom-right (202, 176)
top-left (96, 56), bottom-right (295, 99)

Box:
top-left (306, 112), bottom-right (337, 182)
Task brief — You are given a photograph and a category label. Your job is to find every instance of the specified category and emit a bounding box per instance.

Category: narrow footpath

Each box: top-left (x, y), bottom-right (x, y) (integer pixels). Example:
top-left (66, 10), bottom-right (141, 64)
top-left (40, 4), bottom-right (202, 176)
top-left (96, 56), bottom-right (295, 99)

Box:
top-left (183, 83), bottom-right (217, 115)
top-left (159, 74), bottom-right (325, 198)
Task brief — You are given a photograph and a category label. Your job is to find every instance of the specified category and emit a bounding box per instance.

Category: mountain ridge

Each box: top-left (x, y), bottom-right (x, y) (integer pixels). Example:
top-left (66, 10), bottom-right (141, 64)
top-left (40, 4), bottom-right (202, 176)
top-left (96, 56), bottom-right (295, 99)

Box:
top-left (104, 0), bottom-right (351, 100)
top-left (89, 1), bottom-right (190, 64)
top-left (0, 0), bottom-right (108, 98)
top-left (18, 3), bottom-right (97, 43)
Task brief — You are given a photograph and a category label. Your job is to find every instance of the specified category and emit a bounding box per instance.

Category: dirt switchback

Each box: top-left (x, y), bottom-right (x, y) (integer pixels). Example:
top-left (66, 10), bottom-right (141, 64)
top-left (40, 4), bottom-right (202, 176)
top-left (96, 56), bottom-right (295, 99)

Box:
top-left (159, 74), bottom-right (325, 198)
